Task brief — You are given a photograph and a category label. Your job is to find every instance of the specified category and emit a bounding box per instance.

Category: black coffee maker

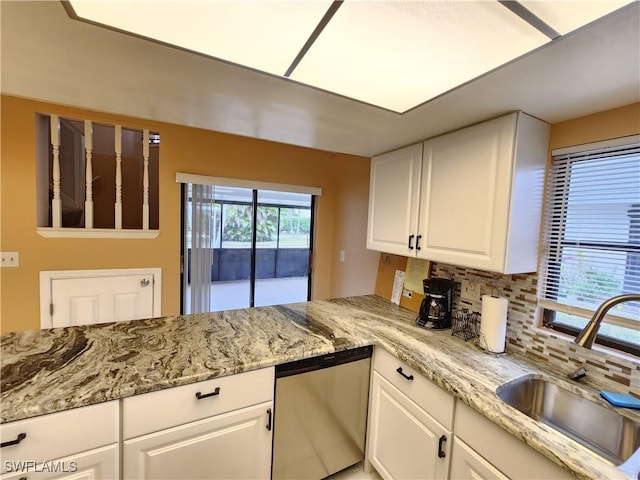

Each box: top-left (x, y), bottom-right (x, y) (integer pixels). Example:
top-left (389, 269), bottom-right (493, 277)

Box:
top-left (416, 278), bottom-right (455, 330)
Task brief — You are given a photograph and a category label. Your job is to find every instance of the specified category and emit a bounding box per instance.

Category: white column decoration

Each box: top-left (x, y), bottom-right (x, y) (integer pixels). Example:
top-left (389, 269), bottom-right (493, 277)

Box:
top-left (142, 129), bottom-right (150, 230)
top-left (84, 120), bottom-right (94, 229)
top-left (115, 125), bottom-right (123, 229)
top-left (50, 115), bottom-right (62, 228)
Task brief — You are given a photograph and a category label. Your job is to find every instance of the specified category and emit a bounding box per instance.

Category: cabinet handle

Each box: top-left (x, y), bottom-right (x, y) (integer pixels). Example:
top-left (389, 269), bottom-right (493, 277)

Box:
top-left (408, 235), bottom-right (415, 250)
top-left (416, 235), bottom-right (422, 251)
top-left (195, 387), bottom-right (220, 400)
top-left (438, 435), bottom-right (447, 458)
top-left (396, 367), bottom-right (414, 381)
top-left (1, 432), bottom-right (26, 448)
top-left (266, 408), bottom-right (272, 431)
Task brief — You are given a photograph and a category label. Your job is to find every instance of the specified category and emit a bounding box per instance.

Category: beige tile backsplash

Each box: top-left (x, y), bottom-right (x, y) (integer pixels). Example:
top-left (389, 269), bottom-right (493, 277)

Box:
top-left (430, 262), bottom-right (640, 396)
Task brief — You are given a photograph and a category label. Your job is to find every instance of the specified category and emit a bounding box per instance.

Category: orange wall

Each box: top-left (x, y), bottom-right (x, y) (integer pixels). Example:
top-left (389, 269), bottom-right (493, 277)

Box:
top-left (0, 95), bottom-right (376, 333)
top-left (549, 103), bottom-right (640, 150)
top-left (330, 156), bottom-right (380, 297)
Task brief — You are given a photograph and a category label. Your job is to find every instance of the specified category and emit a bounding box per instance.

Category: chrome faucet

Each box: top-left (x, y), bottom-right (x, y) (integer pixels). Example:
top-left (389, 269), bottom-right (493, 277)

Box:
top-left (568, 294), bottom-right (640, 381)
top-left (574, 294), bottom-right (640, 349)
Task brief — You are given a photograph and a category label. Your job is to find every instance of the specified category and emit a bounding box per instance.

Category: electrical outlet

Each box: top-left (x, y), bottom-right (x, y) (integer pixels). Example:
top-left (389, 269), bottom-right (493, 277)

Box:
top-left (1, 252), bottom-right (19, 267)
top-left (461, 278), bottom-right (481, 301)
top-left (339, 250), bottom-right (345, 262)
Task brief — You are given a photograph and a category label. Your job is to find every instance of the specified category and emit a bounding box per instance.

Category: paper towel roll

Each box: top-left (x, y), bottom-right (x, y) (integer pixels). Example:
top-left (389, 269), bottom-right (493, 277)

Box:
top-left (480, 295), bottom-right (509, 353)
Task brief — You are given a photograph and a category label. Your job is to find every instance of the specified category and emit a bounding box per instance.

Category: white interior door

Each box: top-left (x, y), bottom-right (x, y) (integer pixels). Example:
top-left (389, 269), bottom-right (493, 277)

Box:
top-left (41, 268), bottom-right (161, 328)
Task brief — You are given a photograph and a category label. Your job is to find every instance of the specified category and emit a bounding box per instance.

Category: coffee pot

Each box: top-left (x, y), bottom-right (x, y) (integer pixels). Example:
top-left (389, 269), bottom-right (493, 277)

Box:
top-left (416, 278), bottom-right (455, 329)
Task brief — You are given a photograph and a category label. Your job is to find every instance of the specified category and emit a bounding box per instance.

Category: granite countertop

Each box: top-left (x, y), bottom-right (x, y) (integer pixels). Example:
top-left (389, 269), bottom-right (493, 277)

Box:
top-left (1, 295), bottom-right (637, 479)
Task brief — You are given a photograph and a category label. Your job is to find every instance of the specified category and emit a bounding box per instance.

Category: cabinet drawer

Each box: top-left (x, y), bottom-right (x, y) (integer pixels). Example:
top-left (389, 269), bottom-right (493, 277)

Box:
top-left (0, 401), bottom-right (119, 474)
top-left (123, 367), bottom-right (274, 439)
top-left (373, 347), bottom-right (454, 429)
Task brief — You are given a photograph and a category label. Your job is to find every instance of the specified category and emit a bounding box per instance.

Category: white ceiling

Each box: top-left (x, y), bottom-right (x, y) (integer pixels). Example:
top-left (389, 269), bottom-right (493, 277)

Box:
top-left (1, 1), bottom-right (639, 157)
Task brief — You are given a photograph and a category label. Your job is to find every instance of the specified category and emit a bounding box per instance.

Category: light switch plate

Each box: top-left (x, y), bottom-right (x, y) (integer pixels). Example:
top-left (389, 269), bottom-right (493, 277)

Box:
top-left (1, 252), bottom-right (19, 267)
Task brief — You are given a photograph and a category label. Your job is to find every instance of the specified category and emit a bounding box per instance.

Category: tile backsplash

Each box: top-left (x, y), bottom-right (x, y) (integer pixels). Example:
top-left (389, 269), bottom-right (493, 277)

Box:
top-left (430, 262), bottom-right (640, 396)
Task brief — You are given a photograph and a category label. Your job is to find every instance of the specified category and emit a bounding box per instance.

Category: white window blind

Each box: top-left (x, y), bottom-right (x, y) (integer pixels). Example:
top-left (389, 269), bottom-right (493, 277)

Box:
top-left (539, 137), bottom-right (640, 338)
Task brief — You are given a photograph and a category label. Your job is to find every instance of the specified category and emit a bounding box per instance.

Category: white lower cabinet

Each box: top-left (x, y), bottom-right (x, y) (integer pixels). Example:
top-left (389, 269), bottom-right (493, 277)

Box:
top-left (449, 437), bottom-right (509, 480)
top-left (0, 401), bottom-right (119, 480)
top-left (452, 401), bottom-right (574, 480)
top-left (367, 349), bottom-right (454, 480)
top-left (122, 367), bottom-right (274, 480)
top-left (123, 401), bottom-right (272, 480)
top-left (1, 444), bottom-right (119, 480)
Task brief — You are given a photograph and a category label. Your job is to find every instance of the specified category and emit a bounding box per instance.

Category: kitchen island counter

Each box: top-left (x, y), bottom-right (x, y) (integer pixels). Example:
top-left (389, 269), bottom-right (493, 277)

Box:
top-left (1, 295), bottom-right (636, 479)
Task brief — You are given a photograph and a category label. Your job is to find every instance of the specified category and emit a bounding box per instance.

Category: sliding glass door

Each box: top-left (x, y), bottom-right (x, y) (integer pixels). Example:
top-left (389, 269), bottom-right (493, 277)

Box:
top-left (182, 184), bottom-right (313, 314)
top-left (254, 190), bottom-right (313, 308)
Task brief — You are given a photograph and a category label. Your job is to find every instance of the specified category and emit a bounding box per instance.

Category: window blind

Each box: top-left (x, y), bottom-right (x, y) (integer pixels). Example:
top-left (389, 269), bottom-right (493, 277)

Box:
top-left (184, 183), bottom-right (217, 314)
top-left (539, 138), bottom-right (640, 333)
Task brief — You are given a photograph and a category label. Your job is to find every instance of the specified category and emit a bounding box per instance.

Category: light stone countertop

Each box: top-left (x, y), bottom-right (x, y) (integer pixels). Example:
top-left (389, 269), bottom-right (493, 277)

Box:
top-left (1, 295), bottom-right (638, 479)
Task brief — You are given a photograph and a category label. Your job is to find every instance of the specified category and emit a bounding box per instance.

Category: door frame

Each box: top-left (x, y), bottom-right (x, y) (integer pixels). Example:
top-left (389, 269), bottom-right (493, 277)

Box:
top-left (39, 268), bottom-right (162, 329)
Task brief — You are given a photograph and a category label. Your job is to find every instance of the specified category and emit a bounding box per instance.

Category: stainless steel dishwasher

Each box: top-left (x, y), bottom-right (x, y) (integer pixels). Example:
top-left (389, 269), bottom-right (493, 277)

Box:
top-left (272, 345), bottom-right (372, 480)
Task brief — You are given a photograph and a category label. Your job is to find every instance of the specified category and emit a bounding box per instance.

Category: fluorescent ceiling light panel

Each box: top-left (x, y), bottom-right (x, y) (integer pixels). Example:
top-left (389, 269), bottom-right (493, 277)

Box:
top-left (290, 1), bottom-right (549, 112)
top-left (69, 0), bottom-right (333, 75)
top-left (68, 0), bottom-right (633, 113)
top-left (519, 1), bottom-right (632, 35)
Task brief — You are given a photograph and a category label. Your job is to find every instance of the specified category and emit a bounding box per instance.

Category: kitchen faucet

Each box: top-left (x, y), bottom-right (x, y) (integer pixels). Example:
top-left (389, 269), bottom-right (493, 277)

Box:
top-left (568, 293), bottom-right (640, 380)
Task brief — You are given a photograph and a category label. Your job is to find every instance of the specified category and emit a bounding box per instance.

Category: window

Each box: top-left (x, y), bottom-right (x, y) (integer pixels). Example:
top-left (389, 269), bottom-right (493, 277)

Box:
top-left (539, 136), bottom-right (640, 356)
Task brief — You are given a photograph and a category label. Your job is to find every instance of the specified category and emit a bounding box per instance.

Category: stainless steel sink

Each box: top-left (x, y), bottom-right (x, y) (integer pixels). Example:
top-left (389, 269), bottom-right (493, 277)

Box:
top-left (496, 376), bottom-right (640, 465)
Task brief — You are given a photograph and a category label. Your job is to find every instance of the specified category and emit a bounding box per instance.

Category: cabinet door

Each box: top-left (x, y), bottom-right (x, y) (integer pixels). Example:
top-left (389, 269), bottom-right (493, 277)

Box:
top-left (1, 444), bottom-right (119, 480)
top-left (455, 401), bottom-right (574, 480)
top-left (418, 115), bottom-right (515, 271)
top-left (450, 437), bottom-right (510, 480)
top-left (367, 372), bottom-right (451, 480)
top-left (123, 401), bottom-right (272, 480)
top-left (367, 143), bottom-right (423, 256)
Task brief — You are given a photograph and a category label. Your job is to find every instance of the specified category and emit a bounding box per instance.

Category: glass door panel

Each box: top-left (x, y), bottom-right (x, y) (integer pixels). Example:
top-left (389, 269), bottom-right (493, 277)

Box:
top-left (254, 190), bottom-right (312, 307)
top-left (214, 186), bottom-right (254, 311)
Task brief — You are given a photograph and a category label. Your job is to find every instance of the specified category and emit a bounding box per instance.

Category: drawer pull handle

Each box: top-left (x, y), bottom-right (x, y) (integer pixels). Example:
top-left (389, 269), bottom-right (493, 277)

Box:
top-left (396, 367), bottom-right (414, 381)
top-left (266, 408), bottom-right (272, 431)
top-left (1, 432), bottom-right (26, 448)
top-left (408, 235), bottom-right (415, 250)
top-left (195, 387), bottom-right (220, 400)
top-left (438, 435), bottom-right (447, 458)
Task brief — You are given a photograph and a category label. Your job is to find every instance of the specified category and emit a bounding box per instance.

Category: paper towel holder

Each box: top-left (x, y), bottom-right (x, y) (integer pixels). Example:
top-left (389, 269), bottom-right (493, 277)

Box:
top-left (479, 295), bottom-right (509, 355)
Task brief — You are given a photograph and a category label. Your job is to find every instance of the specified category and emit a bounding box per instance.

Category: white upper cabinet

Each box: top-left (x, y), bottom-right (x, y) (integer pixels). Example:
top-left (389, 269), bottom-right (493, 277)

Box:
top-left (367, 112), bottom-right (550, 274)
top-left (367, 143), bottom-right (423, 256)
